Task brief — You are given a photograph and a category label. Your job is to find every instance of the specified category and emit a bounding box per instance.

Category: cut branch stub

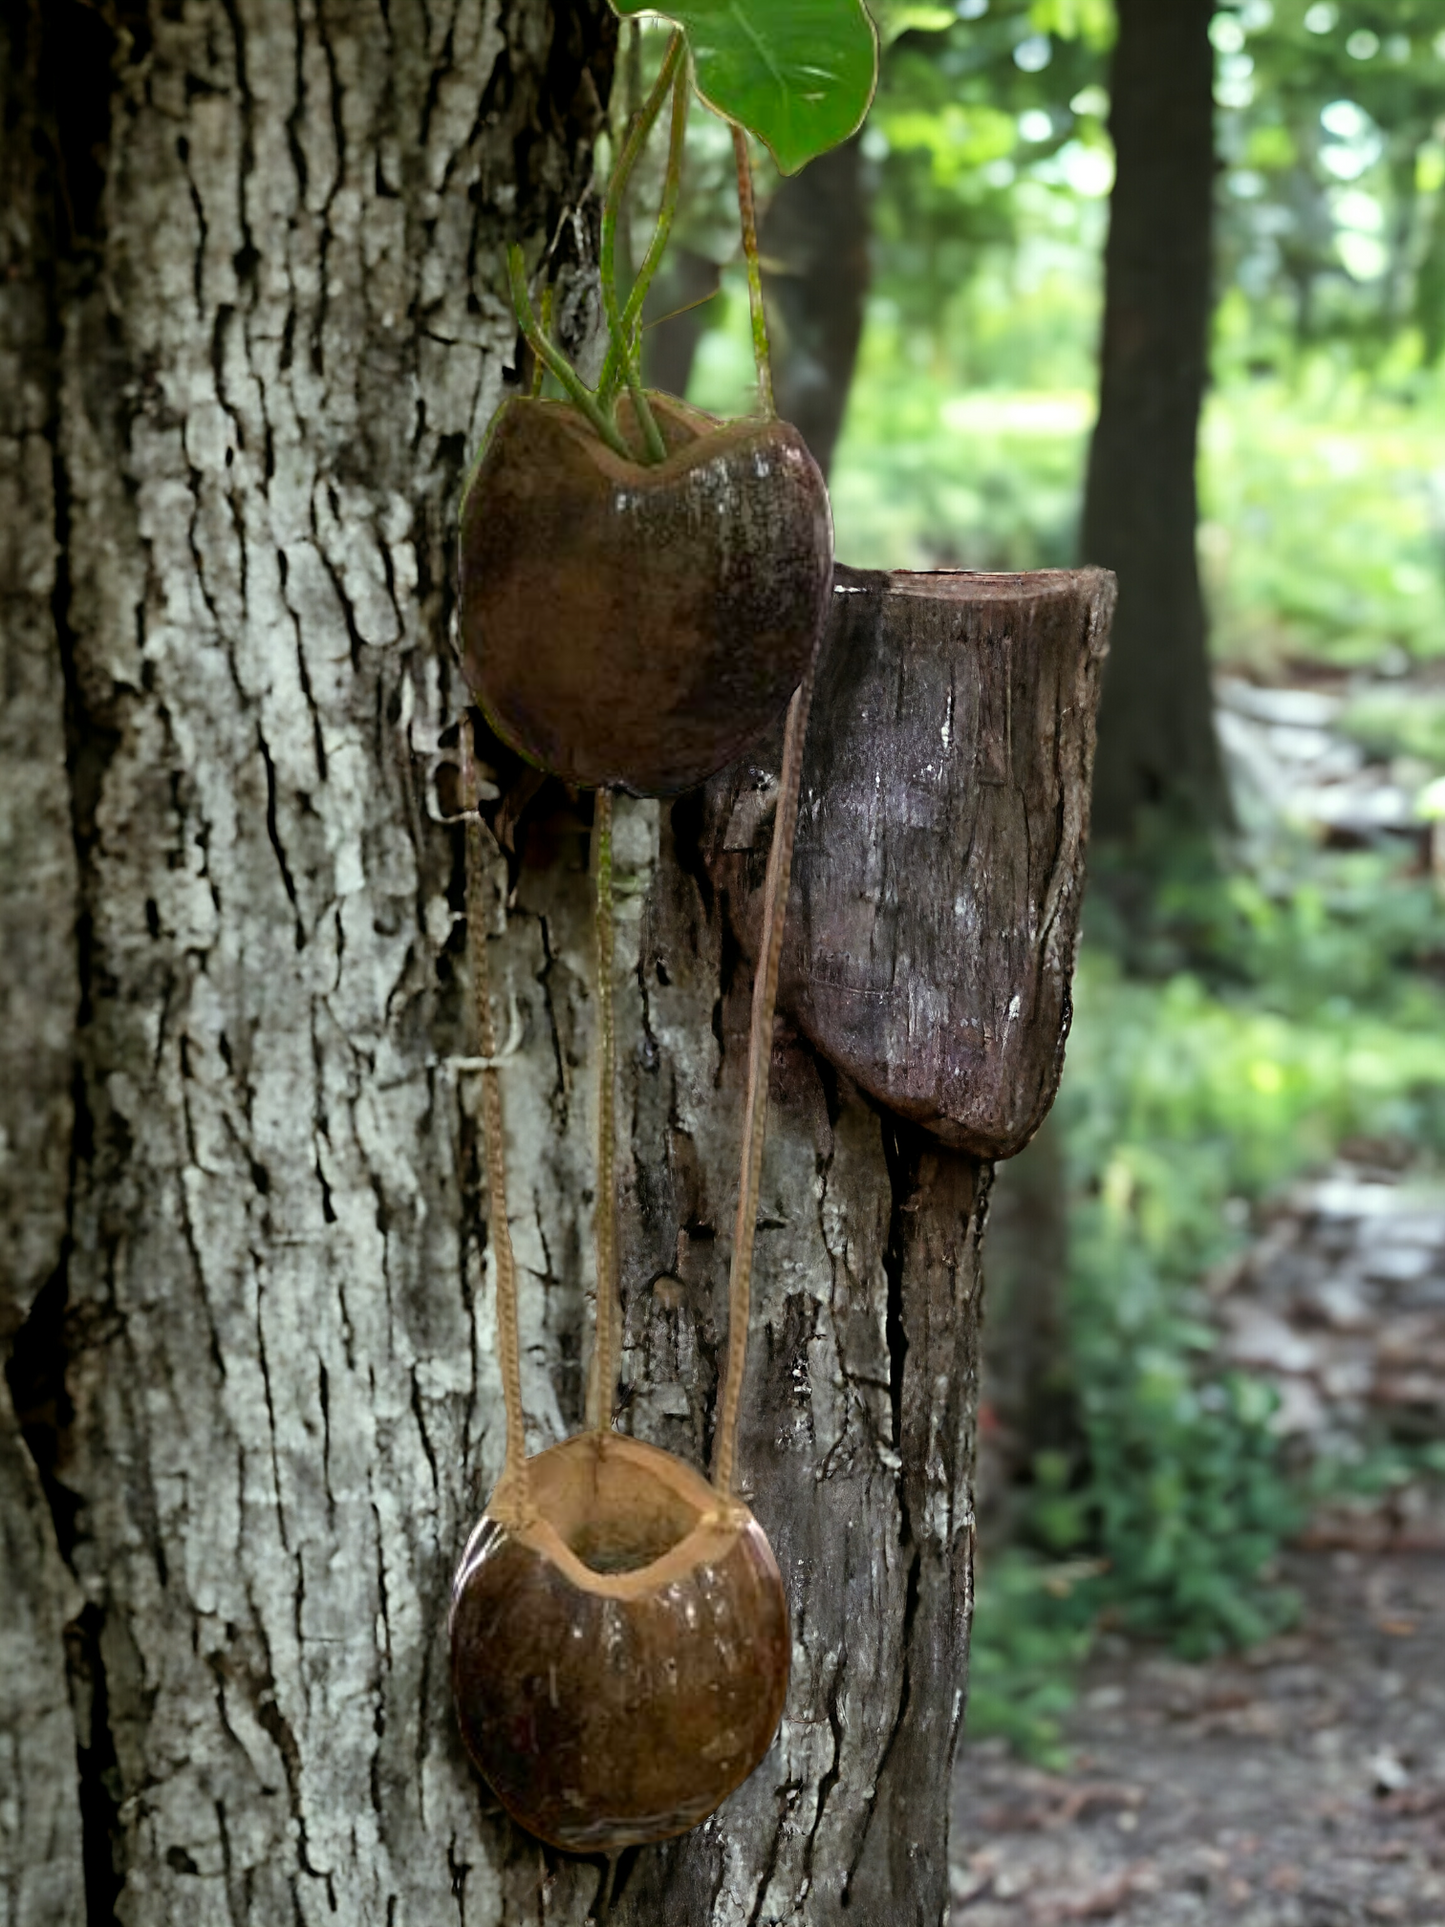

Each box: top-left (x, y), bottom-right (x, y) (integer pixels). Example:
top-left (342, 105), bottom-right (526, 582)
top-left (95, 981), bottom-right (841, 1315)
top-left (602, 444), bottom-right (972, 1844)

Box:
top-left (707, 565), bottom-right (1114, 1159)
top-left (458, 393), bottom-right (831, 797)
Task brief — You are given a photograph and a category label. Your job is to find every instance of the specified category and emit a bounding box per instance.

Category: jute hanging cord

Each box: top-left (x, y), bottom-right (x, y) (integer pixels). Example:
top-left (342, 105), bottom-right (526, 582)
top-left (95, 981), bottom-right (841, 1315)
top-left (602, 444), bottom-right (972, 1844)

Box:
top-left (460, 723), bottom-right (528, 1519)
top-left (713, 673), bottom-right (812, 1494)
top-left (589, 785), bottom-right (619, 1434)
top-left (462, 705), bottom-right (812, 1501)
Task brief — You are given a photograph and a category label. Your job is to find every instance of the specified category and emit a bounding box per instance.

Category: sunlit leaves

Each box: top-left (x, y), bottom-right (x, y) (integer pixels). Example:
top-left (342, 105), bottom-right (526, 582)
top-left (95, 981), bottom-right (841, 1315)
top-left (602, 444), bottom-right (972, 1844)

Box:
top-left (874, 1), bottom-right (954, 44)
top-left (1028, 0), bottom-right (1113, 51)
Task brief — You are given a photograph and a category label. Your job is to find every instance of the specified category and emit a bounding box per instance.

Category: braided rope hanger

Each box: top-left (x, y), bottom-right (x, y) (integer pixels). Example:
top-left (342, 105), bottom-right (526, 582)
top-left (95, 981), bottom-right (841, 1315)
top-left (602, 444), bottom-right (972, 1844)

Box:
top-left (461, 724), bottom-right (529, 1519)
top-left (463, 677), bottom-right (812, 1506)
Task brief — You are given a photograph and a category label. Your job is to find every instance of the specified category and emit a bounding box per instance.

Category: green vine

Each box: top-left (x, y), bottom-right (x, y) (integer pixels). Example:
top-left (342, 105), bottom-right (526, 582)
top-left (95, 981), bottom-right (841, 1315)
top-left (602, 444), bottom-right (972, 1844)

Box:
top-left (596, 36), bottom-right (691, 416)
top-left (503, 3), bottom-right (876, 465)
top-left (508, 32), bottom-right (689, 468)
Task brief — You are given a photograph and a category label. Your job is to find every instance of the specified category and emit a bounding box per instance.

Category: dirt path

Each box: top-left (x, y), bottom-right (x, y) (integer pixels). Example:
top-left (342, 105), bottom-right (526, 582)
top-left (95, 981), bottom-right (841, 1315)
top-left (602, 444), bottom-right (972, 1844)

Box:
top-left (952, 1551), bottom-right (1445, 1925)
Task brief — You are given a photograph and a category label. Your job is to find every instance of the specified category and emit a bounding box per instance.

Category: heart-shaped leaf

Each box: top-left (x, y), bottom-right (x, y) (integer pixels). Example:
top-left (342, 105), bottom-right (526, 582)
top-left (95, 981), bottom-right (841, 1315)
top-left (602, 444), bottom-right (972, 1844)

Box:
top-left (612, 0), bottom-right (879, 175)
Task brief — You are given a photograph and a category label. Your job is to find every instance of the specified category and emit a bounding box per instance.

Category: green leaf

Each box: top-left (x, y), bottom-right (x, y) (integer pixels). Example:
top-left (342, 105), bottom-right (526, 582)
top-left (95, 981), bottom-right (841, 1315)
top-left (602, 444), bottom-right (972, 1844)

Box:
top-left (612, 1), bottom-right (879, 175)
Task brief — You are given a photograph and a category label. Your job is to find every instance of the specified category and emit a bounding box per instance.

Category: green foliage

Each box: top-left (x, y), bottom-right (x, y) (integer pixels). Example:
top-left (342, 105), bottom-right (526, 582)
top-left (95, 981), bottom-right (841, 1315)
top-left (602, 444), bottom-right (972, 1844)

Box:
top-left (967, 866), bottom-right (1445, 1752)
top-left (1310, 1437), bottom-right (1445, 1504)
top-left (1041, 937), bottom-right (1440, 1652)
top-left (1214, 1), bottom-right (1445, 367)
top-left (965, 1551), bottom-right (1097, 1765)
top-left (829, 357), bottom-right (1095, 569)
top-left (612, 0), bottom-right (879, 174)
top-left (1073, 1360), bottom-right (1303, 1656)
top-left (1339, 688), bottom-right (1445, 766)
top-left (867, 0), bottom-right (1111, 338)
top-left (1200, 365), bottom-right (1445, 669)
top-left (829, 356), bottom-right (1445, 670)
top-left (1091, 831), bottom-right (1445, 1027)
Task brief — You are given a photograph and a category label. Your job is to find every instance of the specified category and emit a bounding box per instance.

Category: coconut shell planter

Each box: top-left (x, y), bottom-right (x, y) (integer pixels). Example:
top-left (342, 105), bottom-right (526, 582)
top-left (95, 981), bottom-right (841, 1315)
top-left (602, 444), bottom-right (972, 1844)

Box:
top-left (450, 1435), bottom-right (790, 1852)
top-left (459, 393), bottom-right (831, 797)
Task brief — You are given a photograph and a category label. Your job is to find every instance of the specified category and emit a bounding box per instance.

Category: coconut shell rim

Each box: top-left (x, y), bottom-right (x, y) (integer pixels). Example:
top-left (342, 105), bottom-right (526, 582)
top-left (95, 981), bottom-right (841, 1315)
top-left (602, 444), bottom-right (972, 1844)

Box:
top-left (465, 392), bottom-right (814, 499)
top-left (453, 1432), bottom-right (774, 1604)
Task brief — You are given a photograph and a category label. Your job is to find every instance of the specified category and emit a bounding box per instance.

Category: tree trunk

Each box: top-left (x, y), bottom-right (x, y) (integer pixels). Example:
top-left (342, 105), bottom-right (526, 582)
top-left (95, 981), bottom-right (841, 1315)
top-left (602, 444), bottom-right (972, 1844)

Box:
top-left (2, 2), bottom-right (620, 1919)
top-left (0, 10), bottom-right (85, 1920)
top-left (639, 246), bottom-right (720, 403)
top-left (1419, 176), bottom-right (1445, 368)
top-left (971, 1117), bottom-right (1074, 1543)
top-left (758, 136), bottom-right (870, 480)
top-left (1, 7), bottom-right (1107, 1921)
top-left (1080, 0), bottom-right (1228, 844)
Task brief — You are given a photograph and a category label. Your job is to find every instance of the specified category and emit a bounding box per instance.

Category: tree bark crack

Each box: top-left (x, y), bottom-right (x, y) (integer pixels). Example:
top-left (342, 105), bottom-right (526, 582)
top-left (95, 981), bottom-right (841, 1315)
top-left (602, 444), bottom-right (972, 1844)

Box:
top-left (258, 724), bottom-right (306, 949)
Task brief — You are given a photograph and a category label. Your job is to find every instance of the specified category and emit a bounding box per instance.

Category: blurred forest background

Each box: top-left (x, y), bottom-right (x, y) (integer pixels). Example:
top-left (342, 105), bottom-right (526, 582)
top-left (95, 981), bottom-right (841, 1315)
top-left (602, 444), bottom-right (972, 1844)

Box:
top-left (618, 0), bottom-right (1445, 1763)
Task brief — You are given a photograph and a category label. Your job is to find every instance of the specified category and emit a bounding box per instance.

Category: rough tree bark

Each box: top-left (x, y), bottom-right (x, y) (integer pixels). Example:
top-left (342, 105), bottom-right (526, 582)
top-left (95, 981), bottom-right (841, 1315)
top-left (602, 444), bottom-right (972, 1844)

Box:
top-left (1, 6), bottom-right (1107, 1924)
top-left (1080, 0), bottom-right (1228, 844)
top-left (2, 2), bottom-right (620, 1920)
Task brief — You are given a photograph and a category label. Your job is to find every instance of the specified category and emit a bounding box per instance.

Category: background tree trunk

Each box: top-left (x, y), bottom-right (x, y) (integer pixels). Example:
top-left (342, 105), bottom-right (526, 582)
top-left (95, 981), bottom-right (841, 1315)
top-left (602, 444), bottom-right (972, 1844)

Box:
top-left (1, 8), bottom-right (86, 1922)
top-left (2, 7), bottom-right (1105, 1922)
top-left (640, 135), bottom-right (869, 478)
top-left (1080, 0), bottom-right (1228, 844)
top-left (759, 136), bottom-right (870, 481)
top-left (640, 246), bottom-right (720, 403)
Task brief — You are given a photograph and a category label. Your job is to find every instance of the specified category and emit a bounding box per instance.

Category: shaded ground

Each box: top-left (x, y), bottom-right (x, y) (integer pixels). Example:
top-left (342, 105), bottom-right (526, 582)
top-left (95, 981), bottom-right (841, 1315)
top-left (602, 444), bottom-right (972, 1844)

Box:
top-left (952, 1549), bottom-right (1445, 1925)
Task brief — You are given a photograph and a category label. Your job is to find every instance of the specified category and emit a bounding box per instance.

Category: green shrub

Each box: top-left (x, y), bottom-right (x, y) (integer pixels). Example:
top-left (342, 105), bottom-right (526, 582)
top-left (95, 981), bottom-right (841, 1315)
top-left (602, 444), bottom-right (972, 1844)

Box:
top-left (964, 1549), bottom-right (1098, 1767)
top-left (967, 901), bottom-right (1445, 1756)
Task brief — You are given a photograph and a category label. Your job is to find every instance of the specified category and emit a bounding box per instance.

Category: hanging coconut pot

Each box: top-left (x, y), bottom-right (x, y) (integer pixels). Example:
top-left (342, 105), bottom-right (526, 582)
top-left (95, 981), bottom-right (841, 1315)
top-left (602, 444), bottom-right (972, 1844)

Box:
top-left (458, 391), bottom-right (831, 797)
top-left (450, 1433), bottom-right (789, 1852)
top-left (453, 27), bottom-right (834, 801)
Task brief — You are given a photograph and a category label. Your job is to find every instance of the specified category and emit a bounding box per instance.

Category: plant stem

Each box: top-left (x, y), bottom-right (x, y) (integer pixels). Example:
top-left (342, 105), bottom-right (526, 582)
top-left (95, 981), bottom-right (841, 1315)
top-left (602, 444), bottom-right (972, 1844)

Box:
top-left (599, 53), bottom-right (691, 410)
top-left (528, 286), bottom-right (554, 399)
top-left (732, 124), bottom-right (775, 417)
top-left (598, 30), bottom-right (685, 458)
top-left (507, 246), bottom-right (632, 458)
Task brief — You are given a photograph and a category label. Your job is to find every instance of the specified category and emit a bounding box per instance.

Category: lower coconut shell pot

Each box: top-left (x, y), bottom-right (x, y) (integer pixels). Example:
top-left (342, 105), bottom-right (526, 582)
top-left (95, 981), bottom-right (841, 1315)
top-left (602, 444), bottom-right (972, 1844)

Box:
top-left (449, 1432), bottom-right (790, 1852)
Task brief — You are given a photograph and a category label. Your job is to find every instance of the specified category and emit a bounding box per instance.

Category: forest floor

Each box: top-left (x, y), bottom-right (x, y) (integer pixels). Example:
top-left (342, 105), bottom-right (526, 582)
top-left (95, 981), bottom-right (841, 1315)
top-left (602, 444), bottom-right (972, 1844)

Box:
top-left (951, 1545), bottom-right (1445, 1925)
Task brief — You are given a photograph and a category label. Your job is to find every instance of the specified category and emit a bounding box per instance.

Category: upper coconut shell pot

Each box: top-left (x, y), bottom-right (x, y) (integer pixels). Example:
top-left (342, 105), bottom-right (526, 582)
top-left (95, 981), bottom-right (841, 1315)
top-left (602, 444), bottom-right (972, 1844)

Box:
top-left (459, 393), bottom-right (832, 796)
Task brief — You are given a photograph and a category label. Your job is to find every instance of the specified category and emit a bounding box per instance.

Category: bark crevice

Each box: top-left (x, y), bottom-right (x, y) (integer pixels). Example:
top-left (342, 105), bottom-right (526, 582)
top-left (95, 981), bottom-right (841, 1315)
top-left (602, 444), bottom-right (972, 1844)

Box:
top-left (68, 1602), bottom-right (125, 1927)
